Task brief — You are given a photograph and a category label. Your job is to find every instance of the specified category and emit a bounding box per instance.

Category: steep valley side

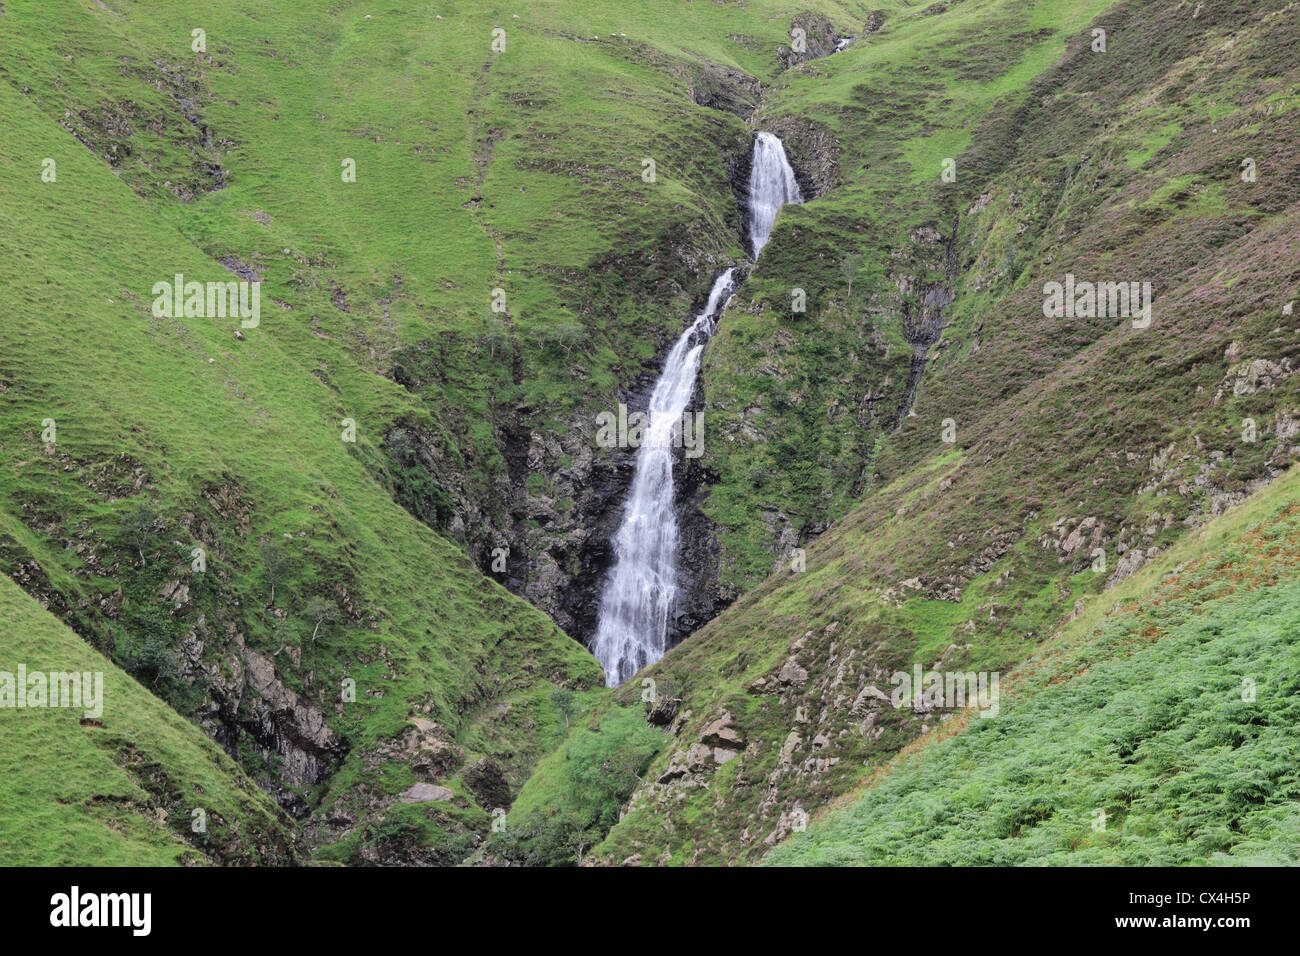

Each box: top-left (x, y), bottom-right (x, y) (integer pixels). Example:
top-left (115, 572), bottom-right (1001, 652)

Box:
top-left (501, 0), bottom-right (1300, 866)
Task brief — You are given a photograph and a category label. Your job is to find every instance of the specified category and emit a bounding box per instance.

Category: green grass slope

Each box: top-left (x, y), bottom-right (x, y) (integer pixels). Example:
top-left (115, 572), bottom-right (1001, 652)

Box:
top-left (768, 467), bottom-right (1300, 865)
top-left (699, 0), bottom-right (1298, 589)
top-left (0, 574), bottom-right (296, 865)
top-left (701, 0), bottom-right (1118, 590)
top-left (0, 27), bottom-right (601, 863)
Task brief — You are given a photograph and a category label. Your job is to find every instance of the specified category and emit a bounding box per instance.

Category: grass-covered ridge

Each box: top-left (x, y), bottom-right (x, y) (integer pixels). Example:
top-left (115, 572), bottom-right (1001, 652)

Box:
top-left (0, 9), bottom-right (603, 862)
top-left (0, 574), bottom-right (297, 865)
top-left (698, 0), bottom-right (1119, 591)
top-left (768, 467), bottom-right (1300, 865)
top-left (699, 0), bottom-right (1298, 591)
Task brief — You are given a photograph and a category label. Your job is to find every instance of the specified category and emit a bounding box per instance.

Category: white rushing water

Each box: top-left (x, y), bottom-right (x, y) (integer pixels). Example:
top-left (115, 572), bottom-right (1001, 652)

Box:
top-left (592, 132), bottom-right (803, 686)
top-left (747, 131), bottom-right (804, 259)
top-left (591, 269), bottom-right (736, 686)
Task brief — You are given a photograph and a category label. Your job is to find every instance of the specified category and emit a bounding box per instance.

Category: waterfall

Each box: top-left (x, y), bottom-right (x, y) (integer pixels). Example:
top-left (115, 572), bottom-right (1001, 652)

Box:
top-left (590, 269), bottom-right (736, 687)
top-left (591, 132), bottom-right (802, 687)
top-left (747, 131), bottom-right (804, 259)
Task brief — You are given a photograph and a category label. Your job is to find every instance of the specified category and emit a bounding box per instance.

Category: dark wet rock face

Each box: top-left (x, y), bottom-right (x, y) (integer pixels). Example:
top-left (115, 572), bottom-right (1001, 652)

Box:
top-left (689, 65), bottom-right (761, 119)
top-left (241, 649), bottom-right (348, 791)
top-left (760, 115), bottom-right (839, 199)
top-left (725, 138), bottom-right (756, 253)
top-left (500, 414), bottom-right (636, 645)
top-left (177, 628), bottom-right (349, 818)
top-left (384, 412), bottom-right (637, 646)
top-left (776, 13), bottom-right (840, 69)
top-left (889, 218), bottom-right (961, 428)
top-left (672, 452), bottom-right (727, 647)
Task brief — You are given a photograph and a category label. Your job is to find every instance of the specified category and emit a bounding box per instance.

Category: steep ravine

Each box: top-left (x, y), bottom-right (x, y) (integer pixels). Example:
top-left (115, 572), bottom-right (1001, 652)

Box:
top-left (377, 14), bottom-right (930, 685)
top-left (385, 40), bottom-right (848, 659)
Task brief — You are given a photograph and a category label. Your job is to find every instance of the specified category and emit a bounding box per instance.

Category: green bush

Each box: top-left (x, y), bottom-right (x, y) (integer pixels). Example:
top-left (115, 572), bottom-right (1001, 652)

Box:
top-left (491, 706), bottom-right (663, 866)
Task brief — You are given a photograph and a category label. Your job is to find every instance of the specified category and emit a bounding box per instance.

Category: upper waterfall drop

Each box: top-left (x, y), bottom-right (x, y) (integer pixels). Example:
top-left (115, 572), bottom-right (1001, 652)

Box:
top-left (747, 131), bottom-right (804, 259)
top-left (590, 131), bottom-right (802, 687)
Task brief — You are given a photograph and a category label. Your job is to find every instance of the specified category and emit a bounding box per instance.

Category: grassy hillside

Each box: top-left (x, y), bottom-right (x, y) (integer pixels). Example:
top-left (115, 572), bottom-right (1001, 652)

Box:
top-left (0, 574), bottom-right (296, 865)
top-left (0, 2), bottom-right (606, 863)
top-left (768, 467), bottom-right (1300, 865)
top-left (701, 0), bottom-right (1119, 589)
top-left (700, 0), bottom-right (1298, 589)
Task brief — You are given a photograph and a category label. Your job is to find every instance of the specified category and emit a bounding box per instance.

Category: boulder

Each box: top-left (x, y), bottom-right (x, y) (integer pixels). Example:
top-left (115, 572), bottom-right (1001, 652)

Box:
top-left (463, 757), bottom-right (511, 810)
top-left (779, 731), bottom-right (802, 765)
top-left (398, 783), bottom-right (454, 804)
top-left (777, 659), bottom-right (809, 686)
top-left (700, 711), bottom-right (746, 750)
top-left (658, 750), bottom-right (689, 784)
top-left (686, 742), bottom-right (714, 773)
top-left (647, 696), bottom-right (681, 727)
top-left (852, 684), bottom-right (891, 714)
